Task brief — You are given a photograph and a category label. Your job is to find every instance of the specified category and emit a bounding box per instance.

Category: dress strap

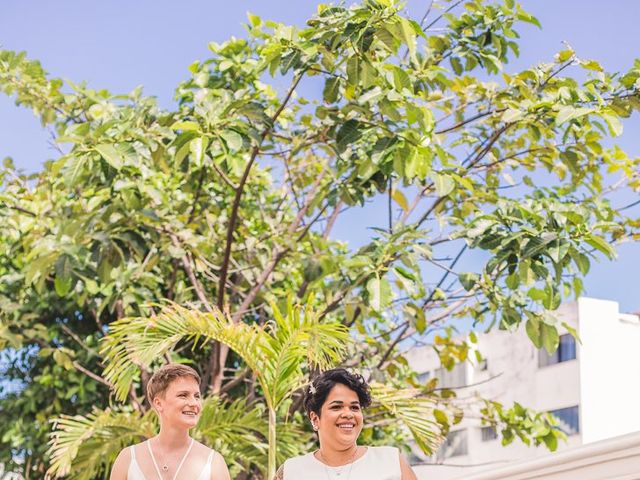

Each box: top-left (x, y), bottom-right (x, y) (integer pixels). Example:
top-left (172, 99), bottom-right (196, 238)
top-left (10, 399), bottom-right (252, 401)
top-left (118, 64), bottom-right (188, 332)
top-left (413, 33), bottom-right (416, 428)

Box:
top-left (147, 440), bottom-right (164, 480)
top-left (206, 451), bottom-right (215, 466)
top-left (130, 445), bottom-right (137, 461)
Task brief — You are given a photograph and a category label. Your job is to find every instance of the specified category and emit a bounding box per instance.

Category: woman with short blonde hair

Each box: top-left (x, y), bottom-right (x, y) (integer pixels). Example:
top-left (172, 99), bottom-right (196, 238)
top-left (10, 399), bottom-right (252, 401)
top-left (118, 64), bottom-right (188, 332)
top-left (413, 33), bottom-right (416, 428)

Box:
top-left (110, 363), bottom-right (230, 480)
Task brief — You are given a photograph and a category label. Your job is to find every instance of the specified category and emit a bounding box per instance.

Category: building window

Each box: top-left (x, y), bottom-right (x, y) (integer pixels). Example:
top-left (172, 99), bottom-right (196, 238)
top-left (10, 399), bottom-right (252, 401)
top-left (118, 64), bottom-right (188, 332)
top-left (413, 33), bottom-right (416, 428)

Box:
top-left (481, 426), bottom-right (498, 442)
top-left (435, 363), bottom-right (468, 389)
top-left (550, 406), bottom-right (580, 435)
top-left (538, 333), bottom-right (576, 367)
top-left (437, 429), bottom-right (468, 460)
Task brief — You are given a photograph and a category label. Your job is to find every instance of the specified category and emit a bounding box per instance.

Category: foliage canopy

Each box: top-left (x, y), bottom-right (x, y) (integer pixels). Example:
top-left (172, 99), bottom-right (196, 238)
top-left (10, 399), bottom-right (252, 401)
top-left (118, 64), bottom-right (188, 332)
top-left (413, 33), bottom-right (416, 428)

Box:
top-left (1, 0), bottom-right (639, 478)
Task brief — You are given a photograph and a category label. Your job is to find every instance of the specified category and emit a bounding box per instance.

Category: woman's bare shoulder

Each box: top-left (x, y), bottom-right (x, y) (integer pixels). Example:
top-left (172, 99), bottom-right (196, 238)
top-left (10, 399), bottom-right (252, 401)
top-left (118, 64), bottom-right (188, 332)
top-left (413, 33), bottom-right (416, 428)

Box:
top-left (192, 439), bottom-right (223, 458)
top-left (110, 446), bottom-right (133, 480)
top-left (192, 441), bottom-right (230, 480)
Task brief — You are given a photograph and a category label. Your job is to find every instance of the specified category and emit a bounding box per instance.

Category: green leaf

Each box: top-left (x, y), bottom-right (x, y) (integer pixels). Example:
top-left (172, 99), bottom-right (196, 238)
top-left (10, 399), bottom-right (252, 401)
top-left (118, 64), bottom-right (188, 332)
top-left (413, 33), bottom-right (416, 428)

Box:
top-left (459, 272), bottom-right (479, 291)
top-left (391, 66), bottom-right (412, 93)
top-left (170, 121), bottom-right (201, 132)
top-left (366, 277), bottom-right (393, 312)
top-left (573, 252), bottom-right (590, 275)
top-left (450, 57), bottom-right (463, 75)
top-left (398, 17), bottom-right (419, 63)
top-left (54, 276), bottom-right (73, 297)
top-left (585, 234), bottom-right (616, 259)
top-left (555, 106), bottom-right (592, 125)
top-left (602, 113), bottom-right (623, 136)
top-left (190, 137), bottom-right (209, 165)
top-left (525, 316), bottom-right (541, 348)
top-left (556, 49), bottom-right (574, 63)
top-left (347, 56), bottom-right (361, 86)
top-left (323, 77), bottom-right (340, 103)
top-left (540, 322), bottom-right (559, 354)
top-left (336, 120), bottom-right (362, 152)
top-left (501, 108), bottom-right (524, 123)
top-left (434, 173), bottom-right (455, 197)
top-left (221, 130), bottom-right (243, 152)
top-left (95, 144), bottom-right (124, 170)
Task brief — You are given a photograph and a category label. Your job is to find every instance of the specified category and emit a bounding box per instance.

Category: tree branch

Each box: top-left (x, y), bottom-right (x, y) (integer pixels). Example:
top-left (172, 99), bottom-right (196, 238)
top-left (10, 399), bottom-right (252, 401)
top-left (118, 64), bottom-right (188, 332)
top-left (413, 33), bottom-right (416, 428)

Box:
top-left (434, 108), bottom-right (504, 135)
top-left (72, 361), bottom-right (111, 387)
top-left (422, 243), bottom-right (468, 309)
top-left (233, 171), bottom-right (325, 319)
top-left (217, 72), bottom-right (305, 309)
top-left (168, 232), bottom-right (214, 312)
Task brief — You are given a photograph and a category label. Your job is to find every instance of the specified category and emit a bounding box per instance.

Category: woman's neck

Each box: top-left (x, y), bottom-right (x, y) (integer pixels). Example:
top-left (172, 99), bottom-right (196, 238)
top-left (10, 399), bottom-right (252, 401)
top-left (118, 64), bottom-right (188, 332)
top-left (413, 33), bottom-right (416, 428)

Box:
top-left (154, 426), bottom-right (191, 450)
top-left (317, 443), bottom-right (360, 466)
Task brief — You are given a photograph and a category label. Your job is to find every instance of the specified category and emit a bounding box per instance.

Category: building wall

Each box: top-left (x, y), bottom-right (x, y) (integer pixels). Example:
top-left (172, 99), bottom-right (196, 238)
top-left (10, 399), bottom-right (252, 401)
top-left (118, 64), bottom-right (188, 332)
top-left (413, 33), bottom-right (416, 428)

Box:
top-left (409, 297), bottom-right (640, 480)
top-left (577, 297), bottom-right (640, 443)
top-left (437, 430), bottom-right (640, 480)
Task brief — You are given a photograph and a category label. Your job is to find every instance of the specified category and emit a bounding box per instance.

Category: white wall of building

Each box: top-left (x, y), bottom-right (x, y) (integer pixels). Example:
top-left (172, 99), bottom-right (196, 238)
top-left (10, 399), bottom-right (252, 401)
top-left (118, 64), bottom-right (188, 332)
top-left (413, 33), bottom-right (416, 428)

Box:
top-left (408, 297), bottom-right (640, 480)
top-left (442, 430), bottom-right (640, 480)
top-left (578, 297), bottom-right (640, 443)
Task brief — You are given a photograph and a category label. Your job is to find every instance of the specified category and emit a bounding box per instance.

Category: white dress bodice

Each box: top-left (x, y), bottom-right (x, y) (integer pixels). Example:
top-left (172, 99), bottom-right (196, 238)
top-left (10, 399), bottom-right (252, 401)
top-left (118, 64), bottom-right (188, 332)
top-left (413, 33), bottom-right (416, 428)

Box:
top-left (283, 446), bottom-right (401, 480)
top-left (127, 444), bottom-right (213, 480)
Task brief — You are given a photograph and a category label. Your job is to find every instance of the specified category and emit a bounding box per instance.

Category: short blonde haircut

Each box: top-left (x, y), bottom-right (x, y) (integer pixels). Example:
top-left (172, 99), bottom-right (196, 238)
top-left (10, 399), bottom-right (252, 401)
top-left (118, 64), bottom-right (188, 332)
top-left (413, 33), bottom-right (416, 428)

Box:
top-left (146, 363), bottom-right (201, 403)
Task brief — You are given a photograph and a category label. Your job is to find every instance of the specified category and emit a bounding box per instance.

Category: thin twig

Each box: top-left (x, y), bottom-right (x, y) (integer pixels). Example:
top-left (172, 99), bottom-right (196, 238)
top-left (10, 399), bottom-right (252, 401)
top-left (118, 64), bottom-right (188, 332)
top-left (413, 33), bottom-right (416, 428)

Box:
top-left (217, 72), bottom-right (305, 310)
top-left (72, 361), bottom-right (111, 387)
top-left (424, 0), bottom-right (465, 30)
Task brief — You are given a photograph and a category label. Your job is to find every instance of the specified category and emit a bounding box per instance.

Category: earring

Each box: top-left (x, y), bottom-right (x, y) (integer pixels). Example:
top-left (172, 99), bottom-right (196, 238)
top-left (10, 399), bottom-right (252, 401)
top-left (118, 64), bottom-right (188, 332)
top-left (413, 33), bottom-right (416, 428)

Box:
top-left (313, 424), bottom-right (318, 431)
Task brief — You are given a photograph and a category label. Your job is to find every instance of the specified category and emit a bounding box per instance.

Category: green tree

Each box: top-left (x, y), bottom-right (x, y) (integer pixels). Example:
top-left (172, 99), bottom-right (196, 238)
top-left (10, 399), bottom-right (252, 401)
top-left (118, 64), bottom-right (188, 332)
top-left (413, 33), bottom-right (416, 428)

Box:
top-left (1, 0), bottom-right (639, 478)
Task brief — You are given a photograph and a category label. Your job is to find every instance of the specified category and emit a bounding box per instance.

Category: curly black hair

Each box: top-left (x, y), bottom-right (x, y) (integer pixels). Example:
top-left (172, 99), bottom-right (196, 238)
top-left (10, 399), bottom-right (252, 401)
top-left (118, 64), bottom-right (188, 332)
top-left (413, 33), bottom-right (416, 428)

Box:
top-left (304, 368), bottom-right (372, 418)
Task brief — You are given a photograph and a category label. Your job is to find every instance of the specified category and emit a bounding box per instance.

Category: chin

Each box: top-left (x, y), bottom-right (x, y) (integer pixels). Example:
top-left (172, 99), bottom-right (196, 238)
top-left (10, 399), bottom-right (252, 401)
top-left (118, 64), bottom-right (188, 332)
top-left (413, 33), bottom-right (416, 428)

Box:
top-left (175, 415), bottom-right (199, 428)
top-left (184, 418), bottom-right (199, 427)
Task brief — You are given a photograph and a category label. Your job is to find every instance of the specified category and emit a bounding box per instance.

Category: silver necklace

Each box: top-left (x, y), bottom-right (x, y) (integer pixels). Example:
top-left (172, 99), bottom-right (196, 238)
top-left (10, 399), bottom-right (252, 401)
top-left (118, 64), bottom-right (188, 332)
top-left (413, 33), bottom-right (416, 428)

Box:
top-left (147, 437), bottom-right (194, 480)
top-left (318, 446), bottom-right (359, 480)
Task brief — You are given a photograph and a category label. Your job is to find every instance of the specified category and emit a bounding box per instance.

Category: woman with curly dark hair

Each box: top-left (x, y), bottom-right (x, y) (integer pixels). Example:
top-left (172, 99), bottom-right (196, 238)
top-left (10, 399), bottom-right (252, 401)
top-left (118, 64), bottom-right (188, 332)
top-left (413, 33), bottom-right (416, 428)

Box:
top-left (275, 368), bottom-right (418, 480)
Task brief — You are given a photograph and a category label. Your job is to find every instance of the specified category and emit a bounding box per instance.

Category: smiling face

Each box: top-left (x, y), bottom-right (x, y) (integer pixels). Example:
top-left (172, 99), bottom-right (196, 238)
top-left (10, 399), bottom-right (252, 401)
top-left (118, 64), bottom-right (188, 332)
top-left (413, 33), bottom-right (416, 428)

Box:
top-left (310, 383), bottom-right (364, 451)
top-left (153, 376), bottom-right (202, 429)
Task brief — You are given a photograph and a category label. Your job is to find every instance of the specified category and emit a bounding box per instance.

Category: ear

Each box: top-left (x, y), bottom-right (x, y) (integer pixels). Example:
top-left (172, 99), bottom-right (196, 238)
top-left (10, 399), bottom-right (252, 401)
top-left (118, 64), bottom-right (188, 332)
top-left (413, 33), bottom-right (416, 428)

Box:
top-left (153, 396), bottom-right (163, 412)
top-left (309, 411), bottom-right (320, 429)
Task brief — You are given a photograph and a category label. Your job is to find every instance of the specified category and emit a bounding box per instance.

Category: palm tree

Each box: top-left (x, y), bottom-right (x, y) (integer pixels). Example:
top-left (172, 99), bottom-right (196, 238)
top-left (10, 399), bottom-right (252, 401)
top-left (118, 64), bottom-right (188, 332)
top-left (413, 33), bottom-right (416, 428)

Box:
top-left (101, 297), bottom-right (347, 479)
top-left (48, 298), bottom-right (443, 478)
top-left (47, 407), bottom-right (157, 480)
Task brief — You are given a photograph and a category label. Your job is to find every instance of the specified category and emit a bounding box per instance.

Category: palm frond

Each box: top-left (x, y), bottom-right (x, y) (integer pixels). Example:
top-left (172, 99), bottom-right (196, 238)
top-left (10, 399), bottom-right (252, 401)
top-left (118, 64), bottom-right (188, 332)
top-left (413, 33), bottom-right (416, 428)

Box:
top-left (369, 383), bottom-right (444, 455)
top-left (101, 303), bottom-right (265, 402)
top-left (193, 396), bottom-right (267, 475)
top-left (101, 299), bottom-right (350, 410)
top-left (275, 419), bottom-right (313, 466)
top-left (265, 298), bottom-right (349, 408)
top-left (47, 407), bottom-right (157, 479)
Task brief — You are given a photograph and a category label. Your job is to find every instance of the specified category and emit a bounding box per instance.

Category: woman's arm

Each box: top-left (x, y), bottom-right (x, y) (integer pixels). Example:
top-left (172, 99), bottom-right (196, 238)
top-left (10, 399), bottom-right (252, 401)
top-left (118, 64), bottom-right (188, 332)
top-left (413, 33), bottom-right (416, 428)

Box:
top-left (273, 465), bottom-right (284, 480)
top-left (109, 447), bottom-right (130, 480)
top-left (211, 451), bottom-right (231, 480)
top-left (400, 453), bottom-right (418, 480)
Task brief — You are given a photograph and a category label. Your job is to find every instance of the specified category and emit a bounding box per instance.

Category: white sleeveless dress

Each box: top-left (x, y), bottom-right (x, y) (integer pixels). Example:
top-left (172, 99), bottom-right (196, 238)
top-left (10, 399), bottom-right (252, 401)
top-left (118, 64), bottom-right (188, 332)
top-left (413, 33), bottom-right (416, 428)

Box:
top-left (283, 446), bottom-right (401, 480)
top-left (127, 444), bottom-right (214, 480)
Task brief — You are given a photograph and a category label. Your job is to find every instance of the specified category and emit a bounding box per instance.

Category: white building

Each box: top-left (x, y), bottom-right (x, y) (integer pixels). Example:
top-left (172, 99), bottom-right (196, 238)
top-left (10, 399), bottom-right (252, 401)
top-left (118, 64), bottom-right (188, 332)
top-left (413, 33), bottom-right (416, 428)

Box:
top-left (407, 297), bottom-right (640, 480)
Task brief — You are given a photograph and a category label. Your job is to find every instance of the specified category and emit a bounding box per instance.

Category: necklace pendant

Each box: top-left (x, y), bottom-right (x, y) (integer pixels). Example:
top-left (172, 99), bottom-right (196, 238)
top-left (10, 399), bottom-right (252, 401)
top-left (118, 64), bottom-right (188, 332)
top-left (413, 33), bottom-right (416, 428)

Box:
top-left (162, 465), bottom-right (169, 472)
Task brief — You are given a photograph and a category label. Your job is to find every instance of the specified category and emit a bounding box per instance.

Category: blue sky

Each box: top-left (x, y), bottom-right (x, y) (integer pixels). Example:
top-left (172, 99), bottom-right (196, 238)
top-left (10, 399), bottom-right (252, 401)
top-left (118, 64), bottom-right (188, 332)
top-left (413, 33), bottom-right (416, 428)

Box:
top-left (1, 0), bottom-right (639, 312)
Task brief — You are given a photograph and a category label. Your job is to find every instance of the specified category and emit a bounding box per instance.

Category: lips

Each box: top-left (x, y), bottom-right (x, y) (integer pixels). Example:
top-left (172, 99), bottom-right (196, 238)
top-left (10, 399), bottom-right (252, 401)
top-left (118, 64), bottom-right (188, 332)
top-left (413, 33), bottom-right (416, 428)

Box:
top-left (182, 411), bottom-right (198, 416)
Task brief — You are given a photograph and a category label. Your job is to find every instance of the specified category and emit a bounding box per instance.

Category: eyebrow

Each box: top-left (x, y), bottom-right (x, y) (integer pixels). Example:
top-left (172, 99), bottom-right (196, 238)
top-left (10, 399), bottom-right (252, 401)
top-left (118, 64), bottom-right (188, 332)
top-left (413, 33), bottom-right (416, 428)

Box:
top-left (328, 400), bottom-right (360, 405)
